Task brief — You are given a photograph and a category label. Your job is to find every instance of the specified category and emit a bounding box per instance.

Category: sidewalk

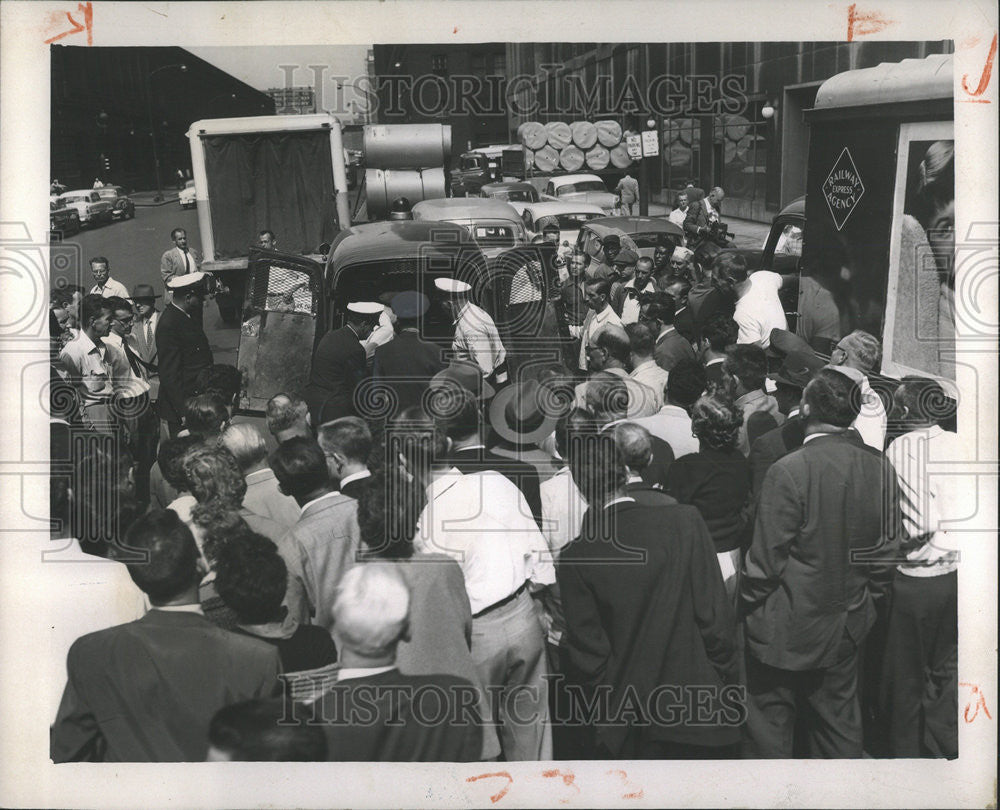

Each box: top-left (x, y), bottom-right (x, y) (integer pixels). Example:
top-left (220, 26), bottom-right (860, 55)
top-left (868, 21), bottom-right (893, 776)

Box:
top-left (131, 189), bottom-right (180, 207)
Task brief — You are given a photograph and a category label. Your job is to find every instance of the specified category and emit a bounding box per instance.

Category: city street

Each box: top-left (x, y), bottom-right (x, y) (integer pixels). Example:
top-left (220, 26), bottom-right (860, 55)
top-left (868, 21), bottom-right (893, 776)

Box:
top-left (53, 200), bottom-right (239, 366)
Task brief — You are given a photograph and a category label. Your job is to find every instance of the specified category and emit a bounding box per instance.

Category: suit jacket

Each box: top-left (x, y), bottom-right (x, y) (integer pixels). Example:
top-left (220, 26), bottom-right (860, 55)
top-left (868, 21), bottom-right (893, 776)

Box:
top-left (295, 669), bottom-right (483, 761)
top-left (154, 303), bottom-right (212, 425)
top-left (51, 609), bottom-right (281, 762)
top-left (683, 196), bottom-right (718, 240)
top-left (242, 468), bottom-right (301, 529)
top-left (741, 430), bottom-right (904, 671)
top-left (339, 473), bottom-right (373, 502)
top-left (748, 414), bottom-right (805, 496)
top-left (305, 326), bottom-right (367, 426)
top-left (558, 500), bottom-right (740, 753)
top-left (126, 311), bottom-right (160, 398)
top-left (653, 326), bottom-right (696, 372)
top-left (276, 492), bottom-right (361, 631)
top-left (448, 447), bottom-right (543, 528)
top-left (372, 330), bottom-right (446, 414)
top-left (624, 480), bottom-right (676, 507)
top-left (160, 246), bottom-right (202, 290)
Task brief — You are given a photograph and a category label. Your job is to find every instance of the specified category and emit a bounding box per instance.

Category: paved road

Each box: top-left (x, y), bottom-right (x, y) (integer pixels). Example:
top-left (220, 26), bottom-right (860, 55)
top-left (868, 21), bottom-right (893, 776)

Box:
top-left (54, 203), bottom-right (239, 366)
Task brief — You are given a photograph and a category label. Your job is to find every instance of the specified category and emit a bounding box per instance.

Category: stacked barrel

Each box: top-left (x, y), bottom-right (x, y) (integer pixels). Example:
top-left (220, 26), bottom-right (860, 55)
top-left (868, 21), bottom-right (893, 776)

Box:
top-left (363, 124), bottom-right (452, 219)
top-left (516, 120), bottom-right (638, 173)
top-left (662, 114), bottom-right (755, 170)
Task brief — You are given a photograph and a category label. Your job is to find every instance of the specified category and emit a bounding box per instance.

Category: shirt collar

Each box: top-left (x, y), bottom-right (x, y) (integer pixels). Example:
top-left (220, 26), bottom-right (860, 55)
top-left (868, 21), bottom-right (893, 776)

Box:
top-left (736, 389), bottom-right (767, 407)
top-left (604, 496), bottom-right (635, 509)
top-left (593, 305), bottom-right (615, 324)
top-left (103, 331), bottom-right (123, 348)
top-left (803, 431), bottom-right (835, 444)
top-left (656, 325), bottom-right (676, 341)
top-left (426, 467), bottom-right (463, 501)
top-left (788, 406), bottom-right (801, 419)
top-left (245, 468), bottom-right (273, 482)
top-left (151, 603), bottom-right (204, 615)
top-left (299, 490), bottom-right (343, 516)
top-left (74, 330), bottom-right (101, 354)
top-left (339, 469), bottom-right (371, 487)
top-left (631, 358), bottom-right (658, 373)
top-left (170, 301), bottom-right (191, 319)
top-left (705, 356), bottom-right (725, 366)
top-left (338, 665), bottom-right (396, 682)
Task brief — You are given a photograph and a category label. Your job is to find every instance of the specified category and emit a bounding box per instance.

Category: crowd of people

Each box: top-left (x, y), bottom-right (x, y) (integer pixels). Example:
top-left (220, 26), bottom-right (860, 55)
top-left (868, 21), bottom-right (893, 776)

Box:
top-left (46, 221), bottom-right (960, 764)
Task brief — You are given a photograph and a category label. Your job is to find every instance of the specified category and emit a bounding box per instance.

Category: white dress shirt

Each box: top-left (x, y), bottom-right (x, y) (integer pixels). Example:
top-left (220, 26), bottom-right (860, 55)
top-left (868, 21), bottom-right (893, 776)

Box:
top-left (414, 469), bottom-right (555, 615)
top-left (578, 304), bottom-right (623, 370)
top-left (452, 302), bottom-right (507, 378)
top-left (629, 359), bottom-right (668, 410)
top-left (338, 469), bottom-right (372, 488)
top-left (538, 466), bottom-right (588, 556)
top-left (102, 331), bottom-right (150, 396)
top-left (630, 403), bottom-right (699, 458)
top-left (58, 330), bottom-right (119, 405)
top-left (90, 276), bottom-right (130, 299)
top-left (886, 424), bottom-right (964, 577)
top-left (619, 278), bottom-right (656, 325)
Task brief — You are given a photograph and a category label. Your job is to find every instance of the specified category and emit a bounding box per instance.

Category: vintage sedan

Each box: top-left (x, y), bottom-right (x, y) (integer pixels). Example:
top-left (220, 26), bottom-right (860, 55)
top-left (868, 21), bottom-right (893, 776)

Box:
top-left (540, 173), bottom-right (618, 214)
top-left (520, 201), bottom-right (605, 258)
top-left (95, 185), bottom-right (135, 220)
top-left (49, 200), bottom-right (81, 236)
top-left (410, 197), bottom-right (528, 261)
top-left (56, 189), bottom-right (114, 228)
top-left (576, 216), bottom-right (685, 264)
top-left (478, 181), bottom-right (539, 214)
top-left (178, 179), bottom-right (196, 209)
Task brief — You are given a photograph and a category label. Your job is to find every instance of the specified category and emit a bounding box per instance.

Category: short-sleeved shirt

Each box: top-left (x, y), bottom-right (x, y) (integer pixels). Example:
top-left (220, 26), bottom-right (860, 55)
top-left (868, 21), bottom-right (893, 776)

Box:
top-left (734, 271), bottom-right (787, 348)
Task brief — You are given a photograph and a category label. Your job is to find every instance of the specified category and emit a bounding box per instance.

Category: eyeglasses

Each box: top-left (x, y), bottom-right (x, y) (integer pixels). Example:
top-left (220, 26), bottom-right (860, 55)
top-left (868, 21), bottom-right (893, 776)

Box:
top-left (115, 315), bottom-right (135, 325)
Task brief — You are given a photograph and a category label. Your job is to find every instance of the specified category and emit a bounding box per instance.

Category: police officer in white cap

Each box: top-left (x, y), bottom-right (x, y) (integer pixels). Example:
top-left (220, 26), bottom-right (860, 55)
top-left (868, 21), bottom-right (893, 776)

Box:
top-left (305, 301), bottom-right (383, 425)
top-left (156, 272), bottom-right (213, 437)
top-left (435, 277), bottom-right (508, 387)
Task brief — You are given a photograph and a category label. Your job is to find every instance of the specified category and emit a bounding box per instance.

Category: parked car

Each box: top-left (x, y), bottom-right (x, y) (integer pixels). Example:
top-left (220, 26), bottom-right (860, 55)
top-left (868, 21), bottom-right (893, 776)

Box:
top-left (449, 145), bottom-right (527, 197)
top-left (411, 197), bottom-right (528, 261)
top-left (178, 179), bottom-right (196, 209)
top-left (49, 200), bottom-right (81, 236)
top-left (541, 173), bottom-right (619, 214)
top-left (520, 201), bottom-right (605, 259)
top-left (95, 185), bottom-right (135, 220)
top-left (56, 190), bottom-right (114, 228)
top-left (478, 181), bottom-right (539, 214)
top-left (575, 216), bottom-right (685, 264)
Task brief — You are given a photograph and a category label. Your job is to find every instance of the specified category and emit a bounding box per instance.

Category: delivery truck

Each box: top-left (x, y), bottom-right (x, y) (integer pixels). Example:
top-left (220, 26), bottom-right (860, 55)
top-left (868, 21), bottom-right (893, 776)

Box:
top-left (186, 113), bottom-right (351, 323)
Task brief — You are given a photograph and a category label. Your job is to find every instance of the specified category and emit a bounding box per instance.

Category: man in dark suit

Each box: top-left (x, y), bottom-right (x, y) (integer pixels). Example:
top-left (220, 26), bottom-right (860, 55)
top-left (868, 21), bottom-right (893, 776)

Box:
top-left (305, 302), bottom-right (382, 427)
top-left (292, 564), bottom-right (483, 761)
top-left (558, 432), bottom-right (741, 759)
top-left (741, 368), bottom-right (903, 758)
top-left (372, 291), bottom-right (446, 414)
top-left (683, 186), bottom-right (725, 242)
top-left (610, 421), bottom-right (678, 507)
top-left (50, 509), bottom-right (282, 762)
top-left (644, 291), bottom-right (696, 373)
top-left (438, 388), bottom-right (543, 528)
top-left (155, 272), bottom-right (213, 437)
top-left (317, 416), bottom-right (372, 499)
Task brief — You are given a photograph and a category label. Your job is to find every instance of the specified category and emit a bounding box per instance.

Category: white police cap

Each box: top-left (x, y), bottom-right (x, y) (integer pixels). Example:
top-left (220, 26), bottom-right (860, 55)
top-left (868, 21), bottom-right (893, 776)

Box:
top-left (166, 271), bottom-right (207, 290)
top-left (433, 277), bottom-right (472, 294)
top-left (346, 301), bottom-right (384, 316)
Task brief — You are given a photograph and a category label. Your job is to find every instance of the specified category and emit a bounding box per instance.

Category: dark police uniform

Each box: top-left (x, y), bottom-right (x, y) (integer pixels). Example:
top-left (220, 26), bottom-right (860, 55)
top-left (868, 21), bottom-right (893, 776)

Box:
top-left (155, 297), bottom-right (212, 433)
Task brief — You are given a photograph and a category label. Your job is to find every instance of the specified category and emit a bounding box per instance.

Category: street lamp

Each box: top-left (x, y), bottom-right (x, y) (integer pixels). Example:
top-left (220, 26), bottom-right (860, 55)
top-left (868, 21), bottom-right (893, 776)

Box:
top-left (145, 62), bottom-right (187, 201)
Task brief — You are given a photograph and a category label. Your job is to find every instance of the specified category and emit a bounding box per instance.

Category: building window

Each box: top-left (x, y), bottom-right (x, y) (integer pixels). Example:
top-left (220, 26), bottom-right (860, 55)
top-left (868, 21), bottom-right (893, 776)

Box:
top-left (432, 54), bottom-right (448, 75)
top-left (490, 54), bottom-right (506, 75)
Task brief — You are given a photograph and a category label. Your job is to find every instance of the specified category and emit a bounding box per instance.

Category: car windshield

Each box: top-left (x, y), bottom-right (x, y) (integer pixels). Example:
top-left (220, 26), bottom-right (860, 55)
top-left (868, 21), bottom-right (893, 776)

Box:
top-left (556, 213), bottom-right (602, 229)
top-left (185, 180), bottom-right (195, 189)
top-left (96, 189), bottom-right (117, 199)
top-left (632, 233), bottom-right (677, 248)
top-left (494, 189), bottom-right (534, 202)
top-left (557, 181), bottom-right (606, 195)
top-left (61, 195), bottom-right (89, 204)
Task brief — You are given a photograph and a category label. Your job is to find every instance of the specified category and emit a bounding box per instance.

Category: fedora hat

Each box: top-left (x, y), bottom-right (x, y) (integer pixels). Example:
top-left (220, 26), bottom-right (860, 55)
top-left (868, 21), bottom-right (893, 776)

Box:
top-left (429, 359), bottom-right (495, 401)
top-left (131, 283), bottom-right (160, 300)
top-left (488, 379), bottom-right (560, 446)
top-left (769, 348), bottom-right (825, 390)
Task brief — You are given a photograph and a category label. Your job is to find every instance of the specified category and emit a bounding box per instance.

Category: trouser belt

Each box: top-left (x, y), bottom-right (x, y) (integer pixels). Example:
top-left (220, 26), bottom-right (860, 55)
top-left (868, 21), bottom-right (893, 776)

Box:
top-left (472, 581), bottom-right (528, 619)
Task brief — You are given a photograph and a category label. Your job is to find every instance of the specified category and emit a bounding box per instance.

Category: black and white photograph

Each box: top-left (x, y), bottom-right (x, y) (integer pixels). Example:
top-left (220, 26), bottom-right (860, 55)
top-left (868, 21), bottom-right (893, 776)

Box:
top-left (0, 2), bottom-right (996, 807)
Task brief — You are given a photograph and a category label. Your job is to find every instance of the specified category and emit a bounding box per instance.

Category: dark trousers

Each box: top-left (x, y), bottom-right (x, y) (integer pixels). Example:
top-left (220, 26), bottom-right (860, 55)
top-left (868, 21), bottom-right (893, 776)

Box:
top-left (879, 571), bottom-right (958, 758)
top-left (745, 640), bottom-right (864, 758)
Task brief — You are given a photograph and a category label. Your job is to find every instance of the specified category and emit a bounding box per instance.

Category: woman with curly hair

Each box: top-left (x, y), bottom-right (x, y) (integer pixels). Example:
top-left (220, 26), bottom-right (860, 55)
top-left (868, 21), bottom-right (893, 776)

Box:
top-left (665, 394), bottom-right (751, 599)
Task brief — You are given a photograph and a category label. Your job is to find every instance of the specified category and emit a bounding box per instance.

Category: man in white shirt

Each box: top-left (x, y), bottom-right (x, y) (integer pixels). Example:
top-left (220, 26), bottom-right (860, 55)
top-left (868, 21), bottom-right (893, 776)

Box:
top-left (160, 228), bottom-right (201, 299)
top-left (88, 256), bottom-right (130, 299)
top-left (577, 277), bottom-right (623, 372)
top-left (880, 377), bottom-right (962, 758)
top-left (827, 330), bottom-right (887, 451)
top-left (733, 266), bottom-right (788, 349)
top-left (617, 257), bottom-right (657, 325)
top-left (436, 277), bottom-right (508, 386)
top-left (631, 358), bottom-right (705, 458)
top-left (626, 321), bottom-right (668, 412)
top-left (575, 325), bottom-right (660, 418)
top-left (400, 412), bottom-right (554, 761)
top-left (58, 294), bottom-right (132, 432)
top-left (667, 191), bottom-right (689, 230)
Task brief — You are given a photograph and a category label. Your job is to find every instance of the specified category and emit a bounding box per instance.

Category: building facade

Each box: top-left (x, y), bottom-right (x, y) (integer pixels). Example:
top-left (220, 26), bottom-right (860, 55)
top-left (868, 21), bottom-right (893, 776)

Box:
top-left (505, 41), bottom-right (952, 222)
top-left (371, 44), bottom-right (510, 154)
top-left (51, 46), bottom-right (275, 192)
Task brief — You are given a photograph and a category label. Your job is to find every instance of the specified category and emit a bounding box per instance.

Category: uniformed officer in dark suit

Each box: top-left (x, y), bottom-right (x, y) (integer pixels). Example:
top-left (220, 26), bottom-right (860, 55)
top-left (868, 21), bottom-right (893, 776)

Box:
top-left (305, 301), bottom-right (382, 426)
top-left (372, 291), bottom-right (446, 415)
top-left (155, 272), bottom-right (214, 437)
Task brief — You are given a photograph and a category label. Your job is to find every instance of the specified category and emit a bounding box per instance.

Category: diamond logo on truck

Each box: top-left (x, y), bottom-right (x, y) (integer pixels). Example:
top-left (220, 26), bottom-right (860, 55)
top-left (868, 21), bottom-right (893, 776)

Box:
top-left (822, 147), bottom-right (865, 231)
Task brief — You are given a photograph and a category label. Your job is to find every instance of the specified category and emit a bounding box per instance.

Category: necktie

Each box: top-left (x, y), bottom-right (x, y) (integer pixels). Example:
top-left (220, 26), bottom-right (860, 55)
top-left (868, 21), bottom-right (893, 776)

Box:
top-left (183, 249), bottom-right (191, 273)
top-left (122, 340), bottom-right (142, 377)
top-left (144, 319), bottom-right (152, 353)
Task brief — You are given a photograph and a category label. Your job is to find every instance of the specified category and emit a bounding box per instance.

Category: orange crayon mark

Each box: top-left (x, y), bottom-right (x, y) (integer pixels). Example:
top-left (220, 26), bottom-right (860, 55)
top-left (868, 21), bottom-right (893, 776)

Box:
top-left (541, 769), bottom-right (579, 803)
top-left (959, 682), bottom-right (992, 723)
top-left (466, 771), bottom-right (513, 804)
top-left (607, 769), bottom-right (644, 800)
top-left (846, 4), bottom-right (895, 42)
top-left (959, 33), bottom-right (997, 103)
top-left (44, 1), bottom-right (93, 46)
